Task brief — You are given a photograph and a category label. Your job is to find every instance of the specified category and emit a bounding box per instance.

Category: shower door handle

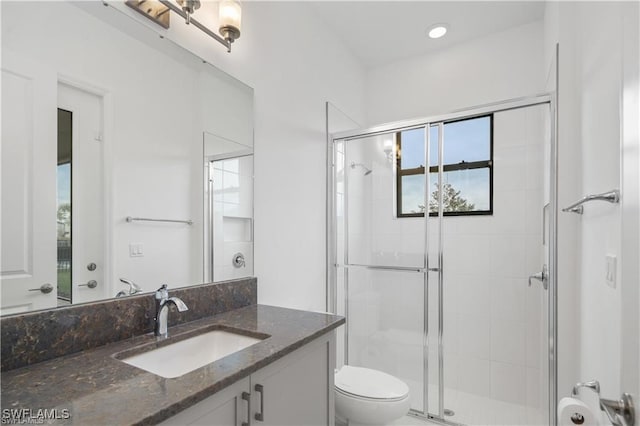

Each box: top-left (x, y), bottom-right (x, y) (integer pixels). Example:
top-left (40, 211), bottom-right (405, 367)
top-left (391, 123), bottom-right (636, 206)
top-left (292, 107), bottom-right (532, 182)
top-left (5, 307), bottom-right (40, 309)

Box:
top-left (528, 265), bottom-right (548, 290)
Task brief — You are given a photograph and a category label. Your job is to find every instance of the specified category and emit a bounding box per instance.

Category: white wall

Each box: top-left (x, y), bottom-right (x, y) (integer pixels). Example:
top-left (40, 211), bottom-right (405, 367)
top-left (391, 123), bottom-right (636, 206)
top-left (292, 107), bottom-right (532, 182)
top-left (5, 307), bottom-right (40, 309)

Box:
top-left (365, 21), bottom-right (544, 125)
top-left (199, 2), bottom-right (367, 311)
top-left (544, 0), bottom-right (640, 404)
top-left (619, 2), bottom-right (640, 398)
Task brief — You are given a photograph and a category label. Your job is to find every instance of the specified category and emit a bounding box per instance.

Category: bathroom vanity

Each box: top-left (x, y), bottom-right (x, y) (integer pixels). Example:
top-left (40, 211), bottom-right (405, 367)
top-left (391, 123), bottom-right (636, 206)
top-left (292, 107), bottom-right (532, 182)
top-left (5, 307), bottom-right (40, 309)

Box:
top-left (0, 279), bottom-right (344, 425)
top-left (161, 330), bottom-right (334, 426)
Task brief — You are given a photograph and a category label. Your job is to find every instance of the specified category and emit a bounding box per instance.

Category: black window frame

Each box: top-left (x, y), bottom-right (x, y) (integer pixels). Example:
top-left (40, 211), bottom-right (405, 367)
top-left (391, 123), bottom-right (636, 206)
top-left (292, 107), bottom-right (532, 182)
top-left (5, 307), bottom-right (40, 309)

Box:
top-left (396, 114), bottom-right (494, 218)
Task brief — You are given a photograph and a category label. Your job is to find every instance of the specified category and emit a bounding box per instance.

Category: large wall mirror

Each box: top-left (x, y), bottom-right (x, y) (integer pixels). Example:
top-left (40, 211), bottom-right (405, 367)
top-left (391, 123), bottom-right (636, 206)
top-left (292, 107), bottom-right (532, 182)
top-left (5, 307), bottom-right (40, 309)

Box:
top-left (0, 1), bottom-right (254, 315)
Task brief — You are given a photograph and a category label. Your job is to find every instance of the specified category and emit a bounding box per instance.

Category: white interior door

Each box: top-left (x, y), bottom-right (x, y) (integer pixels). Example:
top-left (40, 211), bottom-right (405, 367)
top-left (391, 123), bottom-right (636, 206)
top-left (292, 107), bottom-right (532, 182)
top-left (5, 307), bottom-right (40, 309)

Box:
top-left (57, 83), bottom-right (105, 304)
top-left (1, 50), bottom-right (58, 314)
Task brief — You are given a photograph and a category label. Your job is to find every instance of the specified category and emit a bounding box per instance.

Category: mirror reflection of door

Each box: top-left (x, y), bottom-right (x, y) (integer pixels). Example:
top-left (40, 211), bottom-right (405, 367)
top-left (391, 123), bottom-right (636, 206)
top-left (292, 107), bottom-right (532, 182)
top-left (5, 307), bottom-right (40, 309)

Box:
top-left (1, 52), bottom-right (57, 314)
top-left (57, 83), bottom-right (106, 305)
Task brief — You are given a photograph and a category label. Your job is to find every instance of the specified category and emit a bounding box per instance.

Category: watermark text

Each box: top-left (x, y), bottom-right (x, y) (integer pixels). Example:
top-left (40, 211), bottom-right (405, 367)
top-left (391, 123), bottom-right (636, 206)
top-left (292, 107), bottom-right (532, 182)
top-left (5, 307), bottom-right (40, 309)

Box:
top-left (1, 408), bottom-right (71, 424)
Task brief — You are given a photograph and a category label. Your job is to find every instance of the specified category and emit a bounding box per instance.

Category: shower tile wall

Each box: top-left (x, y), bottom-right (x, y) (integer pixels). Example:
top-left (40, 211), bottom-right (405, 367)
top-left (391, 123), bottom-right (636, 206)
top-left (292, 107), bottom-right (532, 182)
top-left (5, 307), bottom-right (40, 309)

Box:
top-left (212, 156), bottom-right (253, 281)
top-left (342, 105), bottom-right (546, 421)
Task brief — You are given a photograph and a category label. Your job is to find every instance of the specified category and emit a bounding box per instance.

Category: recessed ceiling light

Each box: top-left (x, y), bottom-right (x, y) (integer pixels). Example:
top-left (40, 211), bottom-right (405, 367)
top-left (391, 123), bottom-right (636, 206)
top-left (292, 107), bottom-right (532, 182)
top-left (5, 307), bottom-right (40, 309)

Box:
top-left (428, 24), bottom-right (448, 39)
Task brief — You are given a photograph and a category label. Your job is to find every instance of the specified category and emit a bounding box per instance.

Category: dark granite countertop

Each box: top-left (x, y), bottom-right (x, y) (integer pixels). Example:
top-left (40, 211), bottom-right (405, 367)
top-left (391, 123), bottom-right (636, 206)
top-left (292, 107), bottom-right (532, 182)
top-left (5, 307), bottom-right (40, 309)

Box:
top-left (0, 304), bottom-right (344, 425)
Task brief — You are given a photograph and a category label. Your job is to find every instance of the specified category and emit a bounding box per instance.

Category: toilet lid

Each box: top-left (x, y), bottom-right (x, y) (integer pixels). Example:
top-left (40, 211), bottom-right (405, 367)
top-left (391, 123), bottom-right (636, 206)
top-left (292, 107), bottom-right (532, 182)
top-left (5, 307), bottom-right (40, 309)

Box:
top-left (335, 366), bottom-right (409, 400)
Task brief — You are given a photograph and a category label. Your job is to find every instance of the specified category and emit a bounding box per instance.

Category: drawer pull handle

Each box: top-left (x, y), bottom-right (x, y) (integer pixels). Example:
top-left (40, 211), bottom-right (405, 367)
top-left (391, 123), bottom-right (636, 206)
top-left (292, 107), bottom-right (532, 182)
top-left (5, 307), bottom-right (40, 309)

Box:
top-left (254, 384), bottom-right (264, 422)
top-left (241, 391), bottom-right (250, 426)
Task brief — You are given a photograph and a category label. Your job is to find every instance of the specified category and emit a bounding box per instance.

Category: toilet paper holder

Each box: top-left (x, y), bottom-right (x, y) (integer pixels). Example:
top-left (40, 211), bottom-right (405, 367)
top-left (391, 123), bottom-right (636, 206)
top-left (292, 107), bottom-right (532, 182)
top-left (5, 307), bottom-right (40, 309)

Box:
top-left (572, 380), bottom-right (635, 426)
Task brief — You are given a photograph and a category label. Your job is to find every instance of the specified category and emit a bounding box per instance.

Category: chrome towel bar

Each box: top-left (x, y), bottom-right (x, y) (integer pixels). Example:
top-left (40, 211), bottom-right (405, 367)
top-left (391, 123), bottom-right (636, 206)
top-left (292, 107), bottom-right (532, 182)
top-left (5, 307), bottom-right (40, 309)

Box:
top-left (562, 189), bottom-right (620, 214)
top-left (125, 216), bottom-right (193, 225)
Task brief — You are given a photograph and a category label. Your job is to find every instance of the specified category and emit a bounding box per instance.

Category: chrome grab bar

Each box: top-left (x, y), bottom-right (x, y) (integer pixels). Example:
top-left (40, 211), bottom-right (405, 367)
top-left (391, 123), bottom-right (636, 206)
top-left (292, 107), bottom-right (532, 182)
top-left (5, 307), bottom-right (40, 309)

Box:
top-left (562, 189), bottom-right (620, 214)
top-left (344, 263), bottom-right (426, 273)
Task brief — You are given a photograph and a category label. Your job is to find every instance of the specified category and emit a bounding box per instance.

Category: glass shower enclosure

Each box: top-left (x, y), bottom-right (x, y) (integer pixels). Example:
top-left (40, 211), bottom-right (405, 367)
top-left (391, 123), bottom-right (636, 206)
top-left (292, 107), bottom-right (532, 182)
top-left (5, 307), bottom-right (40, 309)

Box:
top-left (327, 96), bottom-right (557, 426)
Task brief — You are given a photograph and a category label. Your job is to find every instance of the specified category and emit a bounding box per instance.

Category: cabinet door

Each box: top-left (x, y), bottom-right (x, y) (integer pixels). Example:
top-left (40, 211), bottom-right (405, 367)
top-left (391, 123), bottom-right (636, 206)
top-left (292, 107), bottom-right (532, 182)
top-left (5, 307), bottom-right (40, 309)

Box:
top-left (251, 332), bottom-right (336, 426)
top-left (160, 377), bottom-right (250, 426)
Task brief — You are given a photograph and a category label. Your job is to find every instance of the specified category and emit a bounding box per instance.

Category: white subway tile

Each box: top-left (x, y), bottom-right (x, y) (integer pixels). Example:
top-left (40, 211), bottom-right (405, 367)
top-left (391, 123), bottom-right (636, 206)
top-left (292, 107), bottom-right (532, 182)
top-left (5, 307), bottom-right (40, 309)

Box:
top-left (491, 319), bottom-right (526, 365)
top-left (490, 361), bottom-right (527, 404)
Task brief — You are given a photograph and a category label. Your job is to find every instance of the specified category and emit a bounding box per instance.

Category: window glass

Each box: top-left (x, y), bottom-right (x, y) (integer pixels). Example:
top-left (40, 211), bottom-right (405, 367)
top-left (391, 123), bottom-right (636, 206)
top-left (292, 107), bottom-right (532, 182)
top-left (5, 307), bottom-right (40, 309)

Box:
top-left (443, 116), bottom-right (491, 164)
top-left (428, 169), bottom-right (490, 213)
top-left (401, 174), bottom-right (425, 215)
top-left (429, 125), bottom-right (439, 167)
top-left (399, 128), bottom-right (425, 170)
top-left (397, 115), bottom-right (493, 217)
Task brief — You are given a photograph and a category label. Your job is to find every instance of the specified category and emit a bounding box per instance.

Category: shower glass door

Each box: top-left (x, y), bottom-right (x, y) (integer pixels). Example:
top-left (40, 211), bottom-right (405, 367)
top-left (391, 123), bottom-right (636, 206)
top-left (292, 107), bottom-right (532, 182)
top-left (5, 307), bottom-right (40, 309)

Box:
top-left (333, 130), bottom-right (431, 415)
top-left (330, 96), bottom-right (554, 426)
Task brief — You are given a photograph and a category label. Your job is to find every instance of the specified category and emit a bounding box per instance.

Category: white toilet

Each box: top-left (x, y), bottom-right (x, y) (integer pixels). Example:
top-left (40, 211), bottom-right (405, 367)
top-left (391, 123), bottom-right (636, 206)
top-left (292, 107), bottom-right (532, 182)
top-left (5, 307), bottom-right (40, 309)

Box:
top-left (335, 365), bottom-right (411, 426)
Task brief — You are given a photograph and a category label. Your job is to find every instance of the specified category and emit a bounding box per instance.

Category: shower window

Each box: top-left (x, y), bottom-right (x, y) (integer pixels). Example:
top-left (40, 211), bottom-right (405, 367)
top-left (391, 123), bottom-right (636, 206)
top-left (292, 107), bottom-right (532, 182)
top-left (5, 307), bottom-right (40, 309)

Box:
top-left (396, 115), bottom-right (493, 217)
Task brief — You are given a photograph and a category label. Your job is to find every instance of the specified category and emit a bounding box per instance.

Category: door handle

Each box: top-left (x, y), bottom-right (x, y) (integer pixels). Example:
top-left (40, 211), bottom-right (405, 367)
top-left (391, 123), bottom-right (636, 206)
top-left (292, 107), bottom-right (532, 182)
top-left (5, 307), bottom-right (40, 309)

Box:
top-left (241, 391), bottom-right (250, 426)
top-left (528, 264), bottom-right (548, 290)
top-left (28, 283), bottom-right (54, 294)
top-left (79, 280), bottom-right (98, 289)
top-left (254, 384), bottom-right (264, 421)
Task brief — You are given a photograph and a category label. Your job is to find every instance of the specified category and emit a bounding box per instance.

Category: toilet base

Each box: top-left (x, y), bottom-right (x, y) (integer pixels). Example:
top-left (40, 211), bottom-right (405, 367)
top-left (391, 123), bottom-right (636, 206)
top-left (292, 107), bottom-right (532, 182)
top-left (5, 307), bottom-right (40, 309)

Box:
top-left (335, 391), bottom-right (411, 426)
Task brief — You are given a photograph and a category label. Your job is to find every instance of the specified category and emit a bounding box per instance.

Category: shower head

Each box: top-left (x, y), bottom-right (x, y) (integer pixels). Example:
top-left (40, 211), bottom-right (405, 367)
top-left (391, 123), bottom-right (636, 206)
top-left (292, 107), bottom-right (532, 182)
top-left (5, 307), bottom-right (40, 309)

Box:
top-left (350, 162), bottom-right (372, 176)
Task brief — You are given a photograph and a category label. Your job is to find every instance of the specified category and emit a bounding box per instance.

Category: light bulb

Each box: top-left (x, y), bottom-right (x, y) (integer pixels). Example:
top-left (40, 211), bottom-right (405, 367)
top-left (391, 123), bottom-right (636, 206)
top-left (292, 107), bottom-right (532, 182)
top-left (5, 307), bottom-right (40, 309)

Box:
top-left (219, 0), bottom-right (241, 43)
top-left (428, 25), bottom-right (448, 39)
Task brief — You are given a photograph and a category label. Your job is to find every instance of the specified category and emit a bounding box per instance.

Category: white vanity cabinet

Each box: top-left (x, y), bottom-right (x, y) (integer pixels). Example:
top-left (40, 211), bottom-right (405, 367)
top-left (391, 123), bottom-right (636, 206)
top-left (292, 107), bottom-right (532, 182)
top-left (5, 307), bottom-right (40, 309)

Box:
top-left (160, 331), bottom-right (336, 426)
top-left (160, 377), bottom-right (251, 426)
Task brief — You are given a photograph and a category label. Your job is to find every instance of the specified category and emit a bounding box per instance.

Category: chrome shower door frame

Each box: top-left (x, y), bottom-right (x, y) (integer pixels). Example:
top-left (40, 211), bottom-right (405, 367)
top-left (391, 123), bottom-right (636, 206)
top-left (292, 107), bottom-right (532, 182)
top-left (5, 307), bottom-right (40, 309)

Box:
top-left (327, 93), bottom-right (557, 425)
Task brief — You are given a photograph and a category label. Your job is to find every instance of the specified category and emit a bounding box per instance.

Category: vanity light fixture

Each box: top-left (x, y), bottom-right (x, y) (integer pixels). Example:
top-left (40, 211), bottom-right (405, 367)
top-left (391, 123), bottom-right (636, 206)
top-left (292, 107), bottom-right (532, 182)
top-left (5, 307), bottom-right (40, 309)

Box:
top-left (427, 24), bottom-right (448, 39)
top-left (218, 0), bottom-right (242, 45)
top-left (126, 0), bottom-right (241, 53)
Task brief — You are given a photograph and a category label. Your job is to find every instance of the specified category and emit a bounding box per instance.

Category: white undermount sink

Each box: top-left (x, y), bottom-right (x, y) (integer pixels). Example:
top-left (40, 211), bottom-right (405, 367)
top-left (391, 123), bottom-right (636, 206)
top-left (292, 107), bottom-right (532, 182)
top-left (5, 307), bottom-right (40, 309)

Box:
top-left (120, 329), bottom-right (266, 378)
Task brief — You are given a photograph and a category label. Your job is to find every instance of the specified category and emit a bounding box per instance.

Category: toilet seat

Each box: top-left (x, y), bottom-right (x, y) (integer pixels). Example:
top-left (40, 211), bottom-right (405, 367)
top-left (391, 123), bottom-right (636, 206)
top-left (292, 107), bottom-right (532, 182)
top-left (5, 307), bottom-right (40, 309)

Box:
top-left (335, 366), bottom-right (409, 402)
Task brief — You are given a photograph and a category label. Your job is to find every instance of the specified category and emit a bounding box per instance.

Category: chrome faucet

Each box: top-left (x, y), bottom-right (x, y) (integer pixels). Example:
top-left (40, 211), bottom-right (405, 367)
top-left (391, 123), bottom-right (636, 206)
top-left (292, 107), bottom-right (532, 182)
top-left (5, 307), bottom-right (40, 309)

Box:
top-left (115, 278), bottom-right (143, 297)
top-left (154, 284), bottom-right (188, 339)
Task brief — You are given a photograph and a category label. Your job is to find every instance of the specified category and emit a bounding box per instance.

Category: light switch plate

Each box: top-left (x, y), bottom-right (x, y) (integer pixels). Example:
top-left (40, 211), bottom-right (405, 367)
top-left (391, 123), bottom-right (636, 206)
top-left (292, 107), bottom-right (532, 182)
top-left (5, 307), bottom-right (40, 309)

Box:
top-left (605, 255), bottom-right (616, 288)
top-left (129, 243), bottom-right (144, 257)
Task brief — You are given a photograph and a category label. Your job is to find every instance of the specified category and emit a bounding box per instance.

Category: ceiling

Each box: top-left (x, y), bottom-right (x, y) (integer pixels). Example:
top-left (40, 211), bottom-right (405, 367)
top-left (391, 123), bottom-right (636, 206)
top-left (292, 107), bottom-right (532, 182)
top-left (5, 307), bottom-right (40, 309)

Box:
top-left (308, 1), bottom-right (546, 68)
